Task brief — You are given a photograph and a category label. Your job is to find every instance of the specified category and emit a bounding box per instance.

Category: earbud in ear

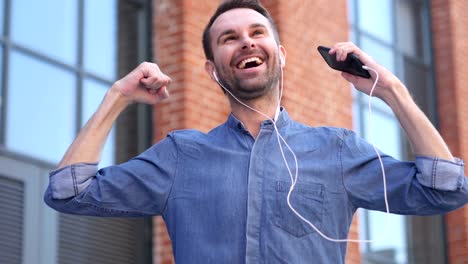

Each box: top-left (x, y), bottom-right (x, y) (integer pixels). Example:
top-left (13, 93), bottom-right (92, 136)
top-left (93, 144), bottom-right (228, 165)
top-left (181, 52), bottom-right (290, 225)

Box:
top-left (213, 71), bottom-right (219, 82)
top-left (277, 45), bottom-right (285, 67)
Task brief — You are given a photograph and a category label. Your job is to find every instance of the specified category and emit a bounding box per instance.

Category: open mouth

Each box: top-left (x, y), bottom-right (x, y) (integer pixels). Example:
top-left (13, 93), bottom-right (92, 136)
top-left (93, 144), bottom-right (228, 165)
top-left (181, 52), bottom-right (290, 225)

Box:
top-left (237, 57), bottom-right (264, 69)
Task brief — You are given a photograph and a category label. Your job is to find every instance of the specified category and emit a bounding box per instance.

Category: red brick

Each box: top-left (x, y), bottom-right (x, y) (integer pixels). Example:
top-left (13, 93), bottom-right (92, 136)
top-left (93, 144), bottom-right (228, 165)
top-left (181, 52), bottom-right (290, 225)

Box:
top-left (432, 0), bottom-right (468, 263)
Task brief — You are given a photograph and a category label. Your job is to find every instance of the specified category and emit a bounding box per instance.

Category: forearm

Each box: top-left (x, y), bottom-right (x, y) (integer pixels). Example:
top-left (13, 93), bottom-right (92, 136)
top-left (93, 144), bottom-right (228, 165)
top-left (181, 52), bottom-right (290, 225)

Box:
top-left (57, 86), bottom-right (130, 168)
top-left (382, 81), bottom-right (454, 161)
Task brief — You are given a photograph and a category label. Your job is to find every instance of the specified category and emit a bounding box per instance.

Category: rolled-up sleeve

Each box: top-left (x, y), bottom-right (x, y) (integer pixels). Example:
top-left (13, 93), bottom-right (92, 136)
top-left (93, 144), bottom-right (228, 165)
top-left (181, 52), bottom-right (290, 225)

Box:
top-left (49, 163), bottom-right (98, 199)
top-left (415, 156), bottom-right (464, 191)
top-left (44, 134), bottom-right (179, 217)
top-left (341, 129), bottom-right (468, 215)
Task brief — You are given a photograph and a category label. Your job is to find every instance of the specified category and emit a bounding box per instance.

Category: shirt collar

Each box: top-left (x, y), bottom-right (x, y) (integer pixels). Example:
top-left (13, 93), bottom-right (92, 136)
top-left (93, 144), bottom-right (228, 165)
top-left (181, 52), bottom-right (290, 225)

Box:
top-left (226, 107), bottom-right (291, 131)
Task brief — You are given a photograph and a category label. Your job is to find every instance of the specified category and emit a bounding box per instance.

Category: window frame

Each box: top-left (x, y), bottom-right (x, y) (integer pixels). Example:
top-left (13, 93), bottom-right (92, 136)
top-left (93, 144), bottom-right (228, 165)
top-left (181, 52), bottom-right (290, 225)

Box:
top-left (0, 0), bottom-right (154, 263)
top-left (0, 0), bottom-right (118, 163)
top-left (0, 149), bottom-right (59, 264)
top-left (349, 0), bottom-right (445, 263)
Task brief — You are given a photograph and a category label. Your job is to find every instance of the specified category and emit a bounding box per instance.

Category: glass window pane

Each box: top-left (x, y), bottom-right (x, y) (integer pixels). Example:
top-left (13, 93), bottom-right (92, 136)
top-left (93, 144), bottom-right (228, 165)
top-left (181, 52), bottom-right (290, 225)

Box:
top-left (363, 110), bottom-right (400, 159)
top-left (403, 57), bottom-right (436, 123)
top-left (419, 3), bottom-right (432, 64)
top-left (361, 211), bottom-right (408, 263)
top-left (352, 93), bottom-right (362, 135)
top-left (11, 0), bottom-right (78, 64)
top-left (396, 0), bottom-right (418, 58)
top-left (404, 58), bottom-right (428, 108)
top-left (0, 46), bottom-right (3, 133)
top-left (349, 28), bottom-right (356, 43)
top-left (347, 0), bottom-right (356, 25)
top-left (83, 79), bottom-right (115, 168)
top-left (359, 110), bottom-right (407, 263)
top-left (84, 0), bottom-right (117, 80)
top-left (361, 36), bottom-right (395, 73)
top-left (0, 176), bottom-right (24, 264)
top-left (0, 0), bottom-right (4, 34)
top-left (358, 0), bottom-right (393, 43)
top-left (6, 51), bottom-right (76, 163)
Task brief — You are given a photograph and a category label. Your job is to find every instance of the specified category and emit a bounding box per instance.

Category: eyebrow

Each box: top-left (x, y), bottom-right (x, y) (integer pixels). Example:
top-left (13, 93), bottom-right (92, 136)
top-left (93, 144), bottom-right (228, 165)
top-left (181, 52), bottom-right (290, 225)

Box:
top-left (217, 29), bottom-right (236, 44)
top-left (216, 23), bottom-right (269, 44)
top-left (250, 23), bottom-right (268, 31)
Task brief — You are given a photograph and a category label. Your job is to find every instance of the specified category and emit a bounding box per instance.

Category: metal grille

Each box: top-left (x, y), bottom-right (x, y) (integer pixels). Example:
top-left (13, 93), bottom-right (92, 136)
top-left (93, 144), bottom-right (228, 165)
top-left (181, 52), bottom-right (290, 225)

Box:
top-left (0, 176), bottom-right (24, 264)
top-left (58, 214), bottom-right (138, 264)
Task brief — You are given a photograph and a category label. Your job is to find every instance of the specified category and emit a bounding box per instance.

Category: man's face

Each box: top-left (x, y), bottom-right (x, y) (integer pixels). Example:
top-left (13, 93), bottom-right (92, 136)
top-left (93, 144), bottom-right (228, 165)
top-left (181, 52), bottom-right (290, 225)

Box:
top-left (209, 8), bottom-right (284, 100)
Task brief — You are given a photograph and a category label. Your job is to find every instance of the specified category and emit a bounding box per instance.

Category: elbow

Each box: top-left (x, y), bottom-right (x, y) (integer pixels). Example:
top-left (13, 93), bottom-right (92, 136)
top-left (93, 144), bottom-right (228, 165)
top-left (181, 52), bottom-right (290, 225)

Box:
top-left (43, 185), bottom-right (70, 213)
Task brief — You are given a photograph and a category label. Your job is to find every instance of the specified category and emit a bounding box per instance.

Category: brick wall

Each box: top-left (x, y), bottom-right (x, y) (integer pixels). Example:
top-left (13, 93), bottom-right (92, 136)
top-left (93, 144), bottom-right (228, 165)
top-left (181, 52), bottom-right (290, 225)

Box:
top-left (432, 0), bottom-right (468, 262)
top-left (152, 0), bottom-right (357, 263)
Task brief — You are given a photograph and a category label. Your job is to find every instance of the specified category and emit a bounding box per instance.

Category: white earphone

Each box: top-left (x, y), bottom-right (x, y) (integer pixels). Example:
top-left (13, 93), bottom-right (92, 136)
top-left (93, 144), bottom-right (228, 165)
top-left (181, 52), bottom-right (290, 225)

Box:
top-left (212, 58), bottom-right (387, 244)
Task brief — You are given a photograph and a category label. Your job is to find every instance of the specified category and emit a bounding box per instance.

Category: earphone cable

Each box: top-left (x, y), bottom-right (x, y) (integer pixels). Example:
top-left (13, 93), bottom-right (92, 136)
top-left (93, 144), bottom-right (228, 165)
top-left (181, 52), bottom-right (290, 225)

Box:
top-left (215, 63), bottom-right (388, 243)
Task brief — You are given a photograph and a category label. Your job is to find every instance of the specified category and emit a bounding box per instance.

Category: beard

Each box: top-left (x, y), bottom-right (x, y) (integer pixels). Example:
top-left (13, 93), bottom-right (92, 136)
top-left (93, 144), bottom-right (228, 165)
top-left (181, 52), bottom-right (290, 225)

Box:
top-left (216, 58), bottom-right (281, 101)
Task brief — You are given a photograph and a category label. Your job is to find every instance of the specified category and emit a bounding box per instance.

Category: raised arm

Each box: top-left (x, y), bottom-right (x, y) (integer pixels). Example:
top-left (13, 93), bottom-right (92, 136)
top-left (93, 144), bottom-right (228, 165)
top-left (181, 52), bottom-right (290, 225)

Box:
top-left (329, 42), bottom-right (453, 161)
top-left (332, 43), bottom-right (467, 214)
top-left (57, 62), bottom-right (171, 168)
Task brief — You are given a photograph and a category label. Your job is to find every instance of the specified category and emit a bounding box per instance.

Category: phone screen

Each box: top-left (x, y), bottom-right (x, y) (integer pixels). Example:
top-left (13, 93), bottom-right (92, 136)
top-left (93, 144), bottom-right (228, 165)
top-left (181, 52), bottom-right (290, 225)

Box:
top-left (317, 46), bottom-right (371, 79)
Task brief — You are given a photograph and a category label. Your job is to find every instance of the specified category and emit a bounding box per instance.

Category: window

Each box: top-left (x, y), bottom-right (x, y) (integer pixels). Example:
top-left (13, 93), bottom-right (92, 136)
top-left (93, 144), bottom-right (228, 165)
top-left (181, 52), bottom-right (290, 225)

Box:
top-left (2, 0), bottom-right (116, 165)
top-left (0, 0), bottom-right (4, 144)
top-left (0, 176), bottom-right (24, 264)
top-left (84, 0), bottom-right (117, 80)
top-left (0, 155), bottom-right (51, 264)
top-left (6, 51), bottom-right (76, 163)
top-left (357, 0), bottom-right (393, 43)
top-left (0, 0), bottom-right (4, 34)
top-left (11, 0), bottom-right (78, 65)
top-left (0, 45), bottom-right (3, 139)
top-left (0, 0), bottom-right (153, 263)
top-left (349, 0), bottom-right (445, 263)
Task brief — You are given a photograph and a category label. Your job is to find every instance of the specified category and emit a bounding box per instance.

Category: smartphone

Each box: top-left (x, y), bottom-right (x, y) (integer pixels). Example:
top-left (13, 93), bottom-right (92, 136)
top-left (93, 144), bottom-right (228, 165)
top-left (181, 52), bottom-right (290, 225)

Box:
top-left (317, 45), bottom-right (371, 79)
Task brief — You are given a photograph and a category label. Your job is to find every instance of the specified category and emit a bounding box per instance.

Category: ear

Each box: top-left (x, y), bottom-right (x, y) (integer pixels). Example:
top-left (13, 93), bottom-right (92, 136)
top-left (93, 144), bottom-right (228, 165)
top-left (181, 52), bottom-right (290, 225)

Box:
top-left (279, 45), bottom-right (287, 68)
top-left (205, 60), bottom-right (217, 81)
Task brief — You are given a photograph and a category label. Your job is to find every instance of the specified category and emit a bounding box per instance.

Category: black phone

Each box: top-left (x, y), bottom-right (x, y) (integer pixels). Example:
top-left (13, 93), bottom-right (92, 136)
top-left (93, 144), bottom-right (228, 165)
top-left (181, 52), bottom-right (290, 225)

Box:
top-left (317, 45), bottom-right (371, 79)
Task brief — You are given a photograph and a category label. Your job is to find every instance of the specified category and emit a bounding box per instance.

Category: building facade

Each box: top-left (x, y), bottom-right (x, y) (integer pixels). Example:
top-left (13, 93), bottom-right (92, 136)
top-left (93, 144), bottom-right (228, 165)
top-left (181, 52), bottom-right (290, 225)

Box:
top-left (0, 0), bottom-right (466, 263)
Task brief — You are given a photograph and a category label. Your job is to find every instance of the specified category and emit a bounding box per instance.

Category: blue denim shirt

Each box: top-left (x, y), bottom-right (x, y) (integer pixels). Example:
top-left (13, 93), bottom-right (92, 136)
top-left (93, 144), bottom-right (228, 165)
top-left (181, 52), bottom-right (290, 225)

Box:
top-left (44, 110), bottom-right (468, 263)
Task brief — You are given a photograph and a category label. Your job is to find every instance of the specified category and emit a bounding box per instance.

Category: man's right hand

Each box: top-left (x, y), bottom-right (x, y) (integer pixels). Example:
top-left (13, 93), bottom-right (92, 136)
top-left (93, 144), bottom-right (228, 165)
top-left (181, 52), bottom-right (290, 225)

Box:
top-left (112, 62), bottom-right (172, 105)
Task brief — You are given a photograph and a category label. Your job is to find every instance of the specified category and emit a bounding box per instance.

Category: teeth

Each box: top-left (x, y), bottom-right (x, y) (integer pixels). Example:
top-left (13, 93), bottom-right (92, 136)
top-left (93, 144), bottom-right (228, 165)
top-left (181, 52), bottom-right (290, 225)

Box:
top-left (238, 57), bottom-right (263, 69)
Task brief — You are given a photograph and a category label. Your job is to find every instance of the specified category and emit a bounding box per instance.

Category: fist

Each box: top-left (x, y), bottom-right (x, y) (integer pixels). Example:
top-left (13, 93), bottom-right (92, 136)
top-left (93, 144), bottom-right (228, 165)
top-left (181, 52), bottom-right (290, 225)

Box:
top-left (113, 62), bottom-right (172, 105)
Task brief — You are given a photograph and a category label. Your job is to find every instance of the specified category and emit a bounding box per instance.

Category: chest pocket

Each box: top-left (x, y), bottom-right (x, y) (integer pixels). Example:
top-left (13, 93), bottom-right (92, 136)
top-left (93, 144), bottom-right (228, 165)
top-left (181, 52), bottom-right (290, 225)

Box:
top-left (274, 181), bottom-right (324, 237)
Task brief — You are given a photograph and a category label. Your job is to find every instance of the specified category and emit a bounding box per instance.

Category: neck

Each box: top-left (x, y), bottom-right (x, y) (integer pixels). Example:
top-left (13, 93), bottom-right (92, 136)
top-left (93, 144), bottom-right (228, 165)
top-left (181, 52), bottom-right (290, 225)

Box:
top-left (229, 88), bottom-right (280, 138)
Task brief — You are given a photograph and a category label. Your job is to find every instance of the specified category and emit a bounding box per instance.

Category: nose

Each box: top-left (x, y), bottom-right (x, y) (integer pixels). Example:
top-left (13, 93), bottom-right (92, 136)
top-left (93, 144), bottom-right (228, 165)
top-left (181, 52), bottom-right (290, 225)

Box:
top-left (241, 36), bottom-right (256, 50)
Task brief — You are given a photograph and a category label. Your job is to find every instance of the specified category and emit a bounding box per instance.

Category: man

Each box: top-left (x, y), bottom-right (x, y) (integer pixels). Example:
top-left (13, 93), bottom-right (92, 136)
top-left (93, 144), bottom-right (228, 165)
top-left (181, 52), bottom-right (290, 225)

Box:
top-left (45, 0), bottom-right (468, 263)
